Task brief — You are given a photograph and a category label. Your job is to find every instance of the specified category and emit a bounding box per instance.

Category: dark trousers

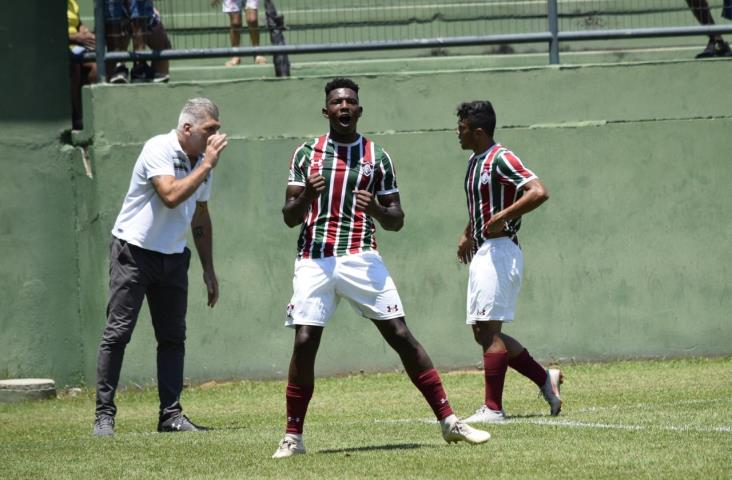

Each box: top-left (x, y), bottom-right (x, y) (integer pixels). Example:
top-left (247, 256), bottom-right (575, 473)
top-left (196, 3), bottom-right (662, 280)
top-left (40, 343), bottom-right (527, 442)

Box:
top-left (95, 237), bottom-right (191, 421)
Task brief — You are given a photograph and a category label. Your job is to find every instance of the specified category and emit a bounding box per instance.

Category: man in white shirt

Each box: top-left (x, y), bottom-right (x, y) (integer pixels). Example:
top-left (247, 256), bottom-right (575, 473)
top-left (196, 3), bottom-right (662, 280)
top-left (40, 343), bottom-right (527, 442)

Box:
top-left (93, 98), bottom-right (228, 436)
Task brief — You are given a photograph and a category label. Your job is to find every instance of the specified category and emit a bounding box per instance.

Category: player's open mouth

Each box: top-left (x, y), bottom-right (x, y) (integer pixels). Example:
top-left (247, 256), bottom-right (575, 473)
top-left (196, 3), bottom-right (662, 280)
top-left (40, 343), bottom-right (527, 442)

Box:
top-left (338, 114), bottom-right (352, 125)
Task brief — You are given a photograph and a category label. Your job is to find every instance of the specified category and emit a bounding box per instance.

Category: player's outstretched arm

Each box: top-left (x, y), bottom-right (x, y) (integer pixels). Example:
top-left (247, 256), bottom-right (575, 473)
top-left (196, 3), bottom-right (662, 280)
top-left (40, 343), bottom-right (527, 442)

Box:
top-left (354, 191), bottom-right (404, 231)
top-left (282, 174), bottom-right (325, 227)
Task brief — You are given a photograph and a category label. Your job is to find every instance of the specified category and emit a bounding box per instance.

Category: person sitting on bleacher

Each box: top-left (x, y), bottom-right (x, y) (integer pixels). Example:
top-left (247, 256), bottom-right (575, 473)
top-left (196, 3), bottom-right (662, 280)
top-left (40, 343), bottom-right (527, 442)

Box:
top-left (105, 0), bottom-right (172, 83)
top-left (68, 0), bottom-right (97, 130)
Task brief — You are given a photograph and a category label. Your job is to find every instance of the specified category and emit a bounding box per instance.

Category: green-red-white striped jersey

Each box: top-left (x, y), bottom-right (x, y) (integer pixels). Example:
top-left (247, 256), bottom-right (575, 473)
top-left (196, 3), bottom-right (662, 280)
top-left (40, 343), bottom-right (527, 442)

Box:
top-left (288, 134), bottom-right (399, 259)
top-left (464, 143), bottom-right (537, 251)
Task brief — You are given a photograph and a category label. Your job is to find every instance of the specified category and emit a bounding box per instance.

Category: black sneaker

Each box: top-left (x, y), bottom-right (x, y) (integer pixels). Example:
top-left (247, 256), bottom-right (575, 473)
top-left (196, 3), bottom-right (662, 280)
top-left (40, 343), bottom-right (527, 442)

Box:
top-left (93, 415), bottom-right (115, 436)
top-left (152, 73), bottom-right (170, 84)
top-left (109, 63), bottom-right (129, 84)
top-left (157, 414), bottom-right (209, 433)
top-left (696, 40), bottom-right (732, 58)
top-left (715, 41), bottom-right (732, 57)
top-left (131, 62), bottom-right (155, 83)
top-left (695, 41), bottom-right (717, 59)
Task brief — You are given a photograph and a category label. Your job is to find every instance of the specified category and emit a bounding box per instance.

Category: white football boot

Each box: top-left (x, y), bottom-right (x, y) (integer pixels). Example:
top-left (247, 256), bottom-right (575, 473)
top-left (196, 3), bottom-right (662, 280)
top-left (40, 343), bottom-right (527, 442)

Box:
top-left (272, 433), bottom-right (306, 459)
top-left (540, 368), bottom-right (563, 416)
top-left (463, 405), bottom-right (507, 423)
top-left (440, 415), bottom-right (491, 444)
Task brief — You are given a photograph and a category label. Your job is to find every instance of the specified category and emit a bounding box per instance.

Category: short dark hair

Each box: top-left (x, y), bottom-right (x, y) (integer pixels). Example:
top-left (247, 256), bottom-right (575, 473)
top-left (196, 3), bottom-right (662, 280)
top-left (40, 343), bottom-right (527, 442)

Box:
top-left (324, 78), bottom-right (360, 99)
top-left (457, 101), bottom-right (496, 136)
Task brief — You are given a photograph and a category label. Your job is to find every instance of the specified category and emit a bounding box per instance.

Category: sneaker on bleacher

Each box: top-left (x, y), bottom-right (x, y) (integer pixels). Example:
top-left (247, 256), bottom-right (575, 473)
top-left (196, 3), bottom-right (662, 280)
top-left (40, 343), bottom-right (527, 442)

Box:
top-left (109, 63), bottom-right (129, 84)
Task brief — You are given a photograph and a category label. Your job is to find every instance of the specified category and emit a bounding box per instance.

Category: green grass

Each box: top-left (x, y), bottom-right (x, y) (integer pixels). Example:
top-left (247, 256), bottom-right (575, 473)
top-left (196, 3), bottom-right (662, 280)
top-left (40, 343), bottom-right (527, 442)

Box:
top-left (2, 357), bottom-right (730, 479)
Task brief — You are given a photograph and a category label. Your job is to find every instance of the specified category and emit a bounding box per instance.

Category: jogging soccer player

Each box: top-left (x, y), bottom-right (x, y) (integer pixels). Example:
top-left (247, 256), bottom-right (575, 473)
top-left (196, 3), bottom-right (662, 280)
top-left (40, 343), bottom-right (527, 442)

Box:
top-left (272, 78), bottom-right (491, 458)
top-left (454, 100), bottom-right (563, 424)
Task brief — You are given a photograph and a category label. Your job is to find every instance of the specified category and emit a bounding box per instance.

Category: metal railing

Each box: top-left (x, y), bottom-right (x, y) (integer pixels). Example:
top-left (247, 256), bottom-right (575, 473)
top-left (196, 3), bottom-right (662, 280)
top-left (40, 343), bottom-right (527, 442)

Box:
top-left (87, 0), bottom-right (732, 80)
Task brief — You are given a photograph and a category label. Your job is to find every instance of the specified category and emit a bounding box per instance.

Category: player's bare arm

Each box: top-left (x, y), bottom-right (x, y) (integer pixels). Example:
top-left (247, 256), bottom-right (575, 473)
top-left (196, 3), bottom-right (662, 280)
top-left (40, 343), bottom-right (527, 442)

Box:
top-left (483, 178), bottom-right (549, 235)
top-left (151, 133), bottom-right (228, 208)
top-left (191, 201), bottom-right (219, 308)
top-left (282, 173), bottom-right (326, 227)
top-left (354, 190), bottom-right (404, 231)
top-left (457, 223), bottom-right (474, 264)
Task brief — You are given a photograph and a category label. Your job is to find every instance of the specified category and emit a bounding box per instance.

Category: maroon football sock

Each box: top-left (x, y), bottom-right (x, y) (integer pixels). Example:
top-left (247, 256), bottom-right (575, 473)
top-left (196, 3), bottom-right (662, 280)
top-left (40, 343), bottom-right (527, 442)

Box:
top-left (508, 348), bottom-right (547, 387)
top-left (483, 351), bottom-right (508, 411)
top-left (285, 383), bottom-right (314, 434)
top-left (412, 368), bottom-right (454, 420)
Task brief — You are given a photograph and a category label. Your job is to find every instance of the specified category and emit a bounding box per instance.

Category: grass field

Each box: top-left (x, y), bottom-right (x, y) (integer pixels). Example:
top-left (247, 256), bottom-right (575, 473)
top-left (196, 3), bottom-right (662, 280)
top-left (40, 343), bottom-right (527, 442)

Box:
top-left (1, 357), bottom-right (730, 479)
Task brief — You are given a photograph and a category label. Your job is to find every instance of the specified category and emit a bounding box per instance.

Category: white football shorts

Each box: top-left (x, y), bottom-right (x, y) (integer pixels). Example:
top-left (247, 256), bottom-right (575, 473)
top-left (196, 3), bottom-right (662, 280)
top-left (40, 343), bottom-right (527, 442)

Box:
top-left (222, 0), bottom-right (258, 13)
top-left (285, 251), bottom-right (405, 328)
top-left (466, 237), bottom-right (524, 324)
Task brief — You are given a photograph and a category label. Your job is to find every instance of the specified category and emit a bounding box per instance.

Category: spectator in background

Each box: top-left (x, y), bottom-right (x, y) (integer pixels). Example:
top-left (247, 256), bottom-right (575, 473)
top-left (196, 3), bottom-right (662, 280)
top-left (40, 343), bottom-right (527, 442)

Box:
top-left (68, 0), bottom-right (97, 130)
top-left (106, 0), bottom-right (172, 83)
top-left (686, 0), bottom-right (732, 57)
top-left (212, 0), bottom-right (266, 66)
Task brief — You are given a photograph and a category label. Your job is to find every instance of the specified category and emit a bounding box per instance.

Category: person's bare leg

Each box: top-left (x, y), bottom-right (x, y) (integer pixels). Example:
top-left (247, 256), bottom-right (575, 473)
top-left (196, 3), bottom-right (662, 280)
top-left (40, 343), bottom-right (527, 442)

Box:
top-left (84, 62), bottom-right (98, 84)
top-left (147, 23), bottom-right (172, 80)
top-left (105, 21), bottom-right (129, 81)
top-left (226, 11), bottom-right (242, 66)
top-left (70, 62), bottom-right (82, 129)
top-left (130, 17), bottom-right (147, 52)
top-left (129, 17), bottom-right (152, 78)
top-left (246, 8), bottom-right (266, 64)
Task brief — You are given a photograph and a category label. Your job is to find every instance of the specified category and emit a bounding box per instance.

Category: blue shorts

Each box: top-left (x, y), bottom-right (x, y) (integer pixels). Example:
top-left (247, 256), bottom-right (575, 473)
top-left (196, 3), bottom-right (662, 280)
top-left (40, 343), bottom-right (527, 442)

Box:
top-left (106, 0), bottom-right (154, 21)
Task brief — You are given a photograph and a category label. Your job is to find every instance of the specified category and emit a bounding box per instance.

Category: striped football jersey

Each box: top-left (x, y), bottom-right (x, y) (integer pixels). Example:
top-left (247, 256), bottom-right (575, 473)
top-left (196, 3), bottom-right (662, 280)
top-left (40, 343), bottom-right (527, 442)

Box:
top-left (464, 143), bottom-right (537, 251)
top-left (288, 134), bottom-right (399, 259)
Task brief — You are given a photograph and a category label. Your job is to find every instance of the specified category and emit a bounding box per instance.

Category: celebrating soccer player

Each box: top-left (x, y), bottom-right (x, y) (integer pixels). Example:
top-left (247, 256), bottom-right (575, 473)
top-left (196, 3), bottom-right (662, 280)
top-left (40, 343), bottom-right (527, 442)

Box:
top-left (272, 78), bottom-right (491, 458)
top-left (454, 100), bottom-right (563, 424)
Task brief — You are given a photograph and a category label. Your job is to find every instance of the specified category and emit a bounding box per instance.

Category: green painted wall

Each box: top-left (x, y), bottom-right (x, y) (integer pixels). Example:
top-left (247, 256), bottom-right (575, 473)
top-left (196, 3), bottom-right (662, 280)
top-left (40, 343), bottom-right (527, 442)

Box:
top-left (72, 61), bottom-right (732, 387)
top-left (0, 2), bottom-right (86, 383)
top-left (1, 1), bottom-right (730, 386)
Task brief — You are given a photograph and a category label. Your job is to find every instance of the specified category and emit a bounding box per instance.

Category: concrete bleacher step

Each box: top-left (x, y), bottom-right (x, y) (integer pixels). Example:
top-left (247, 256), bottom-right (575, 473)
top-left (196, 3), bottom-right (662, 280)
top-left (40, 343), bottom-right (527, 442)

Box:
top-left (167, 46), bottom-right (708, 82)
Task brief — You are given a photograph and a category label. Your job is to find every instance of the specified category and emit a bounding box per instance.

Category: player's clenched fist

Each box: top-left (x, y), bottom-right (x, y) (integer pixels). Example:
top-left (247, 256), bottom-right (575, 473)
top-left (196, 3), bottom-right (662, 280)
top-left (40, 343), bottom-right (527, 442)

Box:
top-left (305, 174), bottom-right (326, 199)
top-left (203, 133), bottom-right (228, 169)
top-left (353, 189), bottom-right (376, 213)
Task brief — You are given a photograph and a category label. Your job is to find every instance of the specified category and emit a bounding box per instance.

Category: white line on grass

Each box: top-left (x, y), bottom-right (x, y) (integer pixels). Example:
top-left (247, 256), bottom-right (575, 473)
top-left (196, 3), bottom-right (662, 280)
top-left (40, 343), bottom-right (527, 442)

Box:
top-left (573, 397), bottom-right (731, 414)
top-left (516, 418), bottom-right (732, 434)
top-left (374, 417), bottom-right (731, 434)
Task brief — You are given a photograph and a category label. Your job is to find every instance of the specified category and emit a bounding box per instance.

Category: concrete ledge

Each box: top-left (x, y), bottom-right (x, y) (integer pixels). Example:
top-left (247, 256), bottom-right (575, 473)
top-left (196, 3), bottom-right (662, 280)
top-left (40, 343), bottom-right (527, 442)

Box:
top-left (0, 379), bottom-right (56, 402)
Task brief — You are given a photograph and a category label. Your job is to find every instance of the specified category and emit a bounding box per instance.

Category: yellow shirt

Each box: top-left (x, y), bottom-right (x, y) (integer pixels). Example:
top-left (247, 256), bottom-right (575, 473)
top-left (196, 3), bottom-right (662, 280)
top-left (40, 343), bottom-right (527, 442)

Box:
top-left (68, 0), bottom-right (81, 37)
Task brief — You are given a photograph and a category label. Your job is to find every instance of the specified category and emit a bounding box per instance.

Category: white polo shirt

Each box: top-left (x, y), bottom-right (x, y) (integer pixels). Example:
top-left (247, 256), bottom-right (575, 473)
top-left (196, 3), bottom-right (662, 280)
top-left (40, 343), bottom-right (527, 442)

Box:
top-left (111, 130), bottom-right (213, 254)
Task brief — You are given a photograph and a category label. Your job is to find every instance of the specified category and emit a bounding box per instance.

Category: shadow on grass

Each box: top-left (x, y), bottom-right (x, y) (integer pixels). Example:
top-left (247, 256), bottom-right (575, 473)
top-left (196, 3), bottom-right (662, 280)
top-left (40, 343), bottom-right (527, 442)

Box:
top-left (318, 443), bottom-right (430, 454)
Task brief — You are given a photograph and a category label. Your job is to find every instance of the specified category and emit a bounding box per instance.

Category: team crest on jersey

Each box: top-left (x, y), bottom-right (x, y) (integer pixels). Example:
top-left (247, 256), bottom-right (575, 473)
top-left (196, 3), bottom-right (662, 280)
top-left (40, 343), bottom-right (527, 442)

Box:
top-left (480, 170), bottom-right (491, 184)
top-left (360, 163), bottom-right (373, 177)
